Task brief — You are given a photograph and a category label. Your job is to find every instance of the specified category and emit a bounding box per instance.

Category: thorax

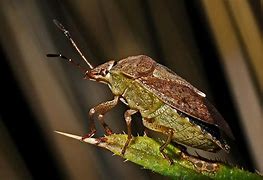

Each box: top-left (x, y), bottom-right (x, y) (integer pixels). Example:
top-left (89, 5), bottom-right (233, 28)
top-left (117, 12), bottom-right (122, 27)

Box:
top-left (107, 71), bottom-right (163, 115)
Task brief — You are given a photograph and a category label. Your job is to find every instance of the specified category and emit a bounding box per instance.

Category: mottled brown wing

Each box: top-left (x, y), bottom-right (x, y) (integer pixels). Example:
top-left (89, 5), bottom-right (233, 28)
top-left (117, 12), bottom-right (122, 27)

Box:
top-left (153, 64), bottom-right (207, 97)
top-left (137, 74), bottom-right (234, 139)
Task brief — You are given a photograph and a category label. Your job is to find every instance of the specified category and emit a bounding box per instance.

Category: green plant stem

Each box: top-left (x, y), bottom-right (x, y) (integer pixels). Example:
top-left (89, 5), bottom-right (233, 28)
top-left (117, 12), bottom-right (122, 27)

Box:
top-left (55, 131), bottom-right (262, 180)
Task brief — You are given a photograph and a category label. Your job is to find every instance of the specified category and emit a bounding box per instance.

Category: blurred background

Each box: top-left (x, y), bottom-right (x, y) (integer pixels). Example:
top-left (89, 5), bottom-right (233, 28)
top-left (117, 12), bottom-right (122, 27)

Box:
top-left (0, 0), bottom-right (262, 179)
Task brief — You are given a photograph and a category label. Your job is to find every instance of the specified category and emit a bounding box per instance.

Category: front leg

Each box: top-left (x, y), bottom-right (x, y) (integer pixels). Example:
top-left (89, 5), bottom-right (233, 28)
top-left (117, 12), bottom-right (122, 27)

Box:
top-left (121, 109), bottom-right (138, 155)
top-left (82, 96), bottom-right (119, 140)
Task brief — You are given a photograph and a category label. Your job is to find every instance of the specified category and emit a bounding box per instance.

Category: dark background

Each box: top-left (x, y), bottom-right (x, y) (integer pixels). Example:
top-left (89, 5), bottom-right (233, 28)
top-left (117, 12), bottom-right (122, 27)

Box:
top-left (0, 0), bottom-right (262, 179)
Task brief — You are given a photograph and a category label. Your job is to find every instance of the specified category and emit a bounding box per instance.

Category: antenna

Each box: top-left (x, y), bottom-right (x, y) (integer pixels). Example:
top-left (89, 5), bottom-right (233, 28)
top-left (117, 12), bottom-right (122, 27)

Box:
top-left (46, 53), bottom-right (87, 73)
top-left (52, 19), bottom-right (94, 69)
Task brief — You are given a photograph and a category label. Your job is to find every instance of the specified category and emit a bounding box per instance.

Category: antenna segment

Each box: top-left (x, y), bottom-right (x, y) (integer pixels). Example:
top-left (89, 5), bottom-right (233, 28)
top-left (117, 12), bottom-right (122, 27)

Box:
top-left (53, 19), bottom-right (94, 69)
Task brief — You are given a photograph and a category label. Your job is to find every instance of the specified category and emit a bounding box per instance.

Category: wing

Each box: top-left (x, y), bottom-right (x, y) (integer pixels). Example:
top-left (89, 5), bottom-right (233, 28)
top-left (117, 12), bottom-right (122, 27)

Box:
top-left (137, 64), bottom-right (234, 139)
top-left (154, 64), bottom-right (206, 97)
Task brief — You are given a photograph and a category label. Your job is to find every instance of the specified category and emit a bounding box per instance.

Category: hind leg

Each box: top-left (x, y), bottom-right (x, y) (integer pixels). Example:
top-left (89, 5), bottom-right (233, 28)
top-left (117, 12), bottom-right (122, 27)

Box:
top-left (159, 130), bottom-right (174, 164)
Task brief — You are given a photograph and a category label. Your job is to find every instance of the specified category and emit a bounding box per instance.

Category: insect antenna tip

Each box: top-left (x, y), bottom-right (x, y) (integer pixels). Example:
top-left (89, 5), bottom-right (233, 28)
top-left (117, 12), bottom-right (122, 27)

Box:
top-left (46, 54), bottom-right (59, 58)
top-left (53, 19), bottom-right (66, 32)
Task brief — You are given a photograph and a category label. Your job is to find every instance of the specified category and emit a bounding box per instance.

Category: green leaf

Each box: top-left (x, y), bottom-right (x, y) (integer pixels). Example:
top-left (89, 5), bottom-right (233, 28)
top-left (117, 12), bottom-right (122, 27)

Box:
top-left (55, 131), bottom-right (262, 180)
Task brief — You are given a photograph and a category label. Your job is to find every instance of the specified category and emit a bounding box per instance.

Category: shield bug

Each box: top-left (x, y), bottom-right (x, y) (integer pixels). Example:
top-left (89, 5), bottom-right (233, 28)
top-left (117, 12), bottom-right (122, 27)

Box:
top-left (47, 20), bottom-right (234, 162)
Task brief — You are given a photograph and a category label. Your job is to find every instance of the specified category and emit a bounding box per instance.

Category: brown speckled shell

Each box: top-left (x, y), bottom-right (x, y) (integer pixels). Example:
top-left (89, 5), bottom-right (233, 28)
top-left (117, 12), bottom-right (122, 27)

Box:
top-left (112, 55), bottom-right (156, 78)
top-left (114, 55), bottom-right (234, 138)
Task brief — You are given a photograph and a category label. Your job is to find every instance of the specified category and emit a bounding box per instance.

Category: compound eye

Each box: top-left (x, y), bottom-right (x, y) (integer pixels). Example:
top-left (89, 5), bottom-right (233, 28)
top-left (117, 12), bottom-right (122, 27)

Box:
top-left (100, 69), bottom-right (108, 76)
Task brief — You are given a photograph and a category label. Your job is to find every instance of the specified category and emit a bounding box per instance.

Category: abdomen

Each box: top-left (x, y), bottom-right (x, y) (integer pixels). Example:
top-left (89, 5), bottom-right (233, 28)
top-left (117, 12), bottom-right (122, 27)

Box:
top-left (143, 104), bottom-right (221, 152)
top-left (122, 81), bottom-right (221, 152)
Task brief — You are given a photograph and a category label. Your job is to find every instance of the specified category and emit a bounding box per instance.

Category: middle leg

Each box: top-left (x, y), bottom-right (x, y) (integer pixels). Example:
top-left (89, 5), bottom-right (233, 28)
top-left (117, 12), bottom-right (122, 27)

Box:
top-left (121, 109), bottom-right (138, 155)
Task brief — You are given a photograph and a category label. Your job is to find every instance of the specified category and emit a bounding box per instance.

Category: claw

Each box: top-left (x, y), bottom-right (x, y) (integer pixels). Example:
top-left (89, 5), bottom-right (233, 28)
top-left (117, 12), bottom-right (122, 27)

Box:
top-left (121, 146), bottom-right (126, 155)
top-left (105, 128), bottom-right (113, 135)
top-left (121, 135), bottom-right (133, 155)
top-left (160, 151), bottom-right (174, 165)
top-left (81, 130), bottom-right (96, 141)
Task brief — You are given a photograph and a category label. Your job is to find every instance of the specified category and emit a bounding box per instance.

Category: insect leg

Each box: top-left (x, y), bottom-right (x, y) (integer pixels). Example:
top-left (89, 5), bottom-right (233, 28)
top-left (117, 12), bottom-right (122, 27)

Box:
top-left (82, 96), bottom-right (119, 140)
top-left (121, 109), bottom-right (138, 155)
top-left (160, 130), bottom-right (174, 164)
